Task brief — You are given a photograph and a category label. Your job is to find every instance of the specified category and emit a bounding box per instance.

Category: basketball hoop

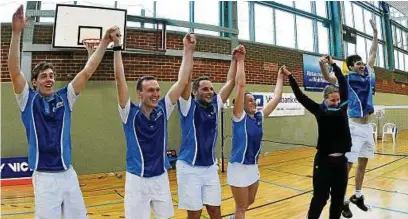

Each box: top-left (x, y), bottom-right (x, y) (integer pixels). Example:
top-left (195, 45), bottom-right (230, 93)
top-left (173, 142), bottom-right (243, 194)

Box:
top-left (82, 38), bottom-right (101, 49)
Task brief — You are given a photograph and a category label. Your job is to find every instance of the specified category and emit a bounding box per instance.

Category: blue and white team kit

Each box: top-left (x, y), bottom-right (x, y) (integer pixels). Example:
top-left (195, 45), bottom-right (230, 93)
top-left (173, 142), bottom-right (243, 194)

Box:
top-left (345, 65), bottom-right (376, 163)
top-left (16, 82), bottom-right (87, 219)
top-left (176, 94), bottom-right (224, 211)
top-left (228, 110), bottom-right (264, 187)
top-left (118, 94), bottom-right (175, 219)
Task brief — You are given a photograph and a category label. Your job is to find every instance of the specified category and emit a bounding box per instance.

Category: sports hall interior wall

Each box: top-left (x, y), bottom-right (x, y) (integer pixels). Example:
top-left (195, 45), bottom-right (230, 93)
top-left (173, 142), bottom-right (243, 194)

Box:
top-left (1, 23), bottom-right (408, 174)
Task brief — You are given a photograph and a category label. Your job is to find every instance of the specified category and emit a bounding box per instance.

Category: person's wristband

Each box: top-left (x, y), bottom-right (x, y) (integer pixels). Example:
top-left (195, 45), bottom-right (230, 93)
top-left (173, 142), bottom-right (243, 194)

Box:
top-left (112, 45), bottom-right (122, 51)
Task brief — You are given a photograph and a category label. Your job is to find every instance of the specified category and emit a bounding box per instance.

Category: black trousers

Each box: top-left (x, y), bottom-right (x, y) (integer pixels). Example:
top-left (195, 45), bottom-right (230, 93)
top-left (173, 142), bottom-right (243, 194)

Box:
top-left (307, 152), bottom-right (348, 219)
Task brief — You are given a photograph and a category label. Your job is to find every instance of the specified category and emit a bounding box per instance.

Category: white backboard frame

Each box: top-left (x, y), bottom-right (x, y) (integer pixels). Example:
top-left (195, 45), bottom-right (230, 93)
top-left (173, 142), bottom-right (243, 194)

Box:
top-left (53, 4), bottom-right (127, 49)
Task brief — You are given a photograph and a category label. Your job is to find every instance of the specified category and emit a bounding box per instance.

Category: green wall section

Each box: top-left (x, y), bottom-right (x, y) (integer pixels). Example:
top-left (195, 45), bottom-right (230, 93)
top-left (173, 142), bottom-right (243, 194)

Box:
top-left (2, 82), bottom-right (408, 174)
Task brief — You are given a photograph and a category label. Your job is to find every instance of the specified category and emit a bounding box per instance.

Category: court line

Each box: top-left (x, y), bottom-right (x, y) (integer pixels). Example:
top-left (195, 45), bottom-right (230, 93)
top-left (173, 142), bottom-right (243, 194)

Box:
top-left (371, 205), bottom-right (408, 215)
top-left (1, 201), bottom-right (124, 216)
top-left (265, 167), bottom-right (312, 178)
top-left (222, 155), bottom-right (408, 217)
top-left (259, 179), bottom-right (308, 193)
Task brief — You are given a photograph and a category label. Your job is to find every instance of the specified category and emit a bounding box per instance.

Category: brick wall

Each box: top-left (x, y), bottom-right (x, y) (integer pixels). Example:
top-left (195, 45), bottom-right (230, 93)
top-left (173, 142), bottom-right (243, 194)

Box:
top-left (1, 23), bottom-right (407, 95)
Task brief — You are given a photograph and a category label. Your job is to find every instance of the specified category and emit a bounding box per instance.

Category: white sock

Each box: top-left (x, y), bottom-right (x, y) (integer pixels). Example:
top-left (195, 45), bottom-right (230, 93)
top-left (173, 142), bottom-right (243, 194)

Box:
top-left (355, 190), bottom-right (362, 198)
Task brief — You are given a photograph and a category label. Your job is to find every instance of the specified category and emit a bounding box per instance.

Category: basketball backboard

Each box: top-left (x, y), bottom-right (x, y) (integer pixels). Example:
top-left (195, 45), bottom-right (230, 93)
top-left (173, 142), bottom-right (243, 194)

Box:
top-left (53, 4), bottom-right (127, 49)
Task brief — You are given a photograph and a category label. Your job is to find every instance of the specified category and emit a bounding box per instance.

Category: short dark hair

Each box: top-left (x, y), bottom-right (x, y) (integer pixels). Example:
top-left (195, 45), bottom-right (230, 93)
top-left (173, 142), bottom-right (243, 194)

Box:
top-left (31, 62), bottom-right (55, 81)
top-left (192, 76), bottom-right (211, 91)
top-left (136, 76), bottom-right (157, 91)
top-left (31, 62), bottom-right (56, 89)
top-left (345, 55), bottom-right (362, 70)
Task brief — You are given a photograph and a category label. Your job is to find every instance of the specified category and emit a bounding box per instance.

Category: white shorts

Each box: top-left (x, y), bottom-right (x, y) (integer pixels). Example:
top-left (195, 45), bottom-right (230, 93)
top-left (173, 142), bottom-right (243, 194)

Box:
top-left (125, 171), bottom-right (174, 219)
top-left (345, 121), bottom-right (375, 163)
top-left (32, 166), bottom-right (87, 219)
top-left (176, 160), bottom-right (221, 211)
top-left (227, 163), bottom-right (260, 187)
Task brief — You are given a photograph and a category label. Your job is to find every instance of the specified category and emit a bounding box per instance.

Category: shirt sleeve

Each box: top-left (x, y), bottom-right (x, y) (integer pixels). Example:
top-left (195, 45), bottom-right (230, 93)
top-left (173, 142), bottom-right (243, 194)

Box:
top-left (14, 82), bottom-right (30, 112)
top-left (67, 82), bottom-right (79, 111)
top-left (118, 98), bottom-right (131, 124)
top-left (178, 95), bottom-right (192, 117)
top-left (164, 93), bottom-right (176, 120)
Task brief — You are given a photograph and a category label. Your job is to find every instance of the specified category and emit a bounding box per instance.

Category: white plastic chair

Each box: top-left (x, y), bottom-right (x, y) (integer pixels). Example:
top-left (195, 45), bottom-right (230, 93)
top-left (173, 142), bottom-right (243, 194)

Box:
top-left (370, 123), bottom-right (378, 144)
top-left (382, 123), bottom-right (397, 145)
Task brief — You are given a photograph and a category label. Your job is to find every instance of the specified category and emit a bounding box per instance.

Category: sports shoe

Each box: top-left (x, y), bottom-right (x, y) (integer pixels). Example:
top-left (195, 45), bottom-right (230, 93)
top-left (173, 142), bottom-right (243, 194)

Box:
top-left (350, 194), bottom-right (369, 211)
top-left (342, 201), bottom-right (353, 218)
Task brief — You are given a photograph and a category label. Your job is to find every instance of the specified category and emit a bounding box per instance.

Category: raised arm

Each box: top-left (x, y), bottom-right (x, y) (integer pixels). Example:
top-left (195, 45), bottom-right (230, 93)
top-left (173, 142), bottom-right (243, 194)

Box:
top-left (70, 26), bottom-right (118, 95)
top-left (111, 29), bottom-right (128, 108)
top-left (8, 5), bottom-right (30, 94)
top-left (232, 45), bottom-right (246, 119)
top-left (282, 67), bottom-right (320, 115)
top-left (327, 56), bottom-right (348, 106)
top-left (167, 33), bottom-right (196, 104)
top-left (262, 66), bottom-right (284, 116)
top-left (319, 55), bottom-right (338, 85)
top-left (219, 46), bottom-right (240, 103)
top-left (367, 19), bottom-right (378, 68)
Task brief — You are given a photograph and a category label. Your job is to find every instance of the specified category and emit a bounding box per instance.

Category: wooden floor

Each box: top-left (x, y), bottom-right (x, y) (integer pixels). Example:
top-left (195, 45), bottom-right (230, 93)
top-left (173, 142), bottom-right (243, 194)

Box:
top-left (2, 131), bottom-right (408, 219)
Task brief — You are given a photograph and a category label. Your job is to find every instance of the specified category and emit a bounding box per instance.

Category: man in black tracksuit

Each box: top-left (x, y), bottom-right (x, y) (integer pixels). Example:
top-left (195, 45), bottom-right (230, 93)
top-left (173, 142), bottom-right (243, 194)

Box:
top-left (281, 56), bottom-right (352, 219)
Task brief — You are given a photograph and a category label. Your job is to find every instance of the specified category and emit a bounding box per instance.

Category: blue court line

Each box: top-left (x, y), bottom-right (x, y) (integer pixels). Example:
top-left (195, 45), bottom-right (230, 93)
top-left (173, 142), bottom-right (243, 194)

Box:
top-left (259, 179), bottom-right (307, 193)
top-left (371, 205), bottom-right (408, 215)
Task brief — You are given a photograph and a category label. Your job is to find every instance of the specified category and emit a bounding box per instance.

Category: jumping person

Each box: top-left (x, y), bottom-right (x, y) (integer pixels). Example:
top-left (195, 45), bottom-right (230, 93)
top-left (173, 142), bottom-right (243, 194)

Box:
top-left (321, 19), bottom-right (378, 218)
top-left (112, 30), bottom-right (196, 219)
top-left (281, 57), bottom-right (351, 219)
top-left (8, 5), bottom-right (118, 219)
top-left (176, 45), bottom-right (241, 219)
top-left (227, 45), bottom-right (284, 219)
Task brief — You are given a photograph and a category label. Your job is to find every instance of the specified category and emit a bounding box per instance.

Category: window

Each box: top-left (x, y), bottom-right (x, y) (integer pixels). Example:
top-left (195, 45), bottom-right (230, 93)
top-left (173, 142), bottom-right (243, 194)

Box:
top-left (275, 9), bottom-right (295, 48)
top-left (394, 50), bottom-right (399, 69)
top-left (117, 1), bottom-right (154, 28)
top-left (117, 1), bottom-right (154, 16)
top-left (76, 1), bottom-right (115, 7)
top-left (363, 10), bottom-right (373, 36)
top-left (194, 1), bottom-right (219, 36)
top-left (39, 1), bottom-right (75, 22)
top-left (399, 50), bottom-right (405, 71)
top-left (405, 53), bottom-right (408, 71)
top-left (346, 42), bottom-right (356, 56)
top-left (353, 5), bottom-right (364, 32)
top-left (254, 4), bottom-right (274, 44)
top-left (378, 43), bottom-right (384, 68)
top-left (357, 36), bottom-right (367, 63)
top-left (315, 1), bottom-right (327, 18)
top-left (343, 2), bottom-right (353, 27)
top-left (295, 1), bottom-right (311, 13)
top-left (237, 1), bottom-right (250, 40)
top-left (156, 1), bottom-right (189, 32)
top-left (296, 16), bottom-right (313, 52)
top-left (375, 15), bottom-right (382, 40)
top-left (275, 1), bottom-right (293, 7)
top-left (1, 2), bottom-right (27, 22)
top-left (318, 22), bottom-right (329, 54)
top-left (238, 2), bottom-right (329, 54)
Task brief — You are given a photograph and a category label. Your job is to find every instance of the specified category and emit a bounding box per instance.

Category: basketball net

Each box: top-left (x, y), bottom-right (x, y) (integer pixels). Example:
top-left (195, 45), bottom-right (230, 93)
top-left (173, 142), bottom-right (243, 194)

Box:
top-left (82, 38), bottom-right (101, 49)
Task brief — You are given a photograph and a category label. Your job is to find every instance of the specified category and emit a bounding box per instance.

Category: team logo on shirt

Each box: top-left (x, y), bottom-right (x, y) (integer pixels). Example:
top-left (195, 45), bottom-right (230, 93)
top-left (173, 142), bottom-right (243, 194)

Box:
top-left (52, 101), bottom-right (64, 112)
top-left (152, 110), bottom-right (163, 121)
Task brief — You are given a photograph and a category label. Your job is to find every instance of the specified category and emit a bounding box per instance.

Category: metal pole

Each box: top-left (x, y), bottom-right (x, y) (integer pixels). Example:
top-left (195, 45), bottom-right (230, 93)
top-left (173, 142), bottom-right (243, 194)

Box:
top-left (221, 107), bottom-right (225, 173)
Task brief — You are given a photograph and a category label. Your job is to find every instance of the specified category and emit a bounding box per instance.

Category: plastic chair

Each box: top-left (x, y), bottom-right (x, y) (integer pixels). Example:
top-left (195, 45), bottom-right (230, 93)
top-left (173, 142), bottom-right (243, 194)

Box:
top-left (370, 123), bottom-right (378, 144)
top-left (382, 123), bottom-right (397, 145)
